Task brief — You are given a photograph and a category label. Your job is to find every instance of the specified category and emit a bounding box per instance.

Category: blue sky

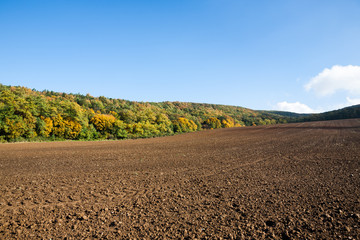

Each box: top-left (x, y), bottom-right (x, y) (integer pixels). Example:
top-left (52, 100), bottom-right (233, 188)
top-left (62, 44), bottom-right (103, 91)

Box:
top-left (1, 0), bottom-right (360, 113)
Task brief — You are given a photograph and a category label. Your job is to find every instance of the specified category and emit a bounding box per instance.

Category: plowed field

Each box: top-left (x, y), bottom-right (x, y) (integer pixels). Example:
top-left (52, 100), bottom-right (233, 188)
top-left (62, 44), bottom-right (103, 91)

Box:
top-left (1, 119), bottom-right (360, 239)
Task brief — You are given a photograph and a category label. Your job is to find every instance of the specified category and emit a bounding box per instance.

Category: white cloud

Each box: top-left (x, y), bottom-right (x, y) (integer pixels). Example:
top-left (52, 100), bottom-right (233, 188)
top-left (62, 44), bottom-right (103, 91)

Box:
top-left (275, 97), bottom-right (359, 114)
top-left (276, 101), bottom-right (319, 114)
top-left (346, 96), bottom-right (360, 106)
top-left (305, 65), bottom-right (360, 96)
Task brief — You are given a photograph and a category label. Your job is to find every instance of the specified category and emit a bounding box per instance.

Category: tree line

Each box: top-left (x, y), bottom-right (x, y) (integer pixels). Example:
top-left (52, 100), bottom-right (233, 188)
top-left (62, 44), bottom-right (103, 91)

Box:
top-left (0, 84), bottom-right (289, 142)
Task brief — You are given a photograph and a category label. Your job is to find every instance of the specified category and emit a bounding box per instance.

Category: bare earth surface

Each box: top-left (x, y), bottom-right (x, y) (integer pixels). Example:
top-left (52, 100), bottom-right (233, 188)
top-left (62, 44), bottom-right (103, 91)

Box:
top-left (0, 119), bottom-right (359, 239)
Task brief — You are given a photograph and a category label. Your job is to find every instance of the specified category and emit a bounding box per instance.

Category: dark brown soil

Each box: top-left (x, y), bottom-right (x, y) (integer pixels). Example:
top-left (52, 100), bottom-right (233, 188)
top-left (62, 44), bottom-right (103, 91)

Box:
top-left (1, 119), bottom-right (359, 239)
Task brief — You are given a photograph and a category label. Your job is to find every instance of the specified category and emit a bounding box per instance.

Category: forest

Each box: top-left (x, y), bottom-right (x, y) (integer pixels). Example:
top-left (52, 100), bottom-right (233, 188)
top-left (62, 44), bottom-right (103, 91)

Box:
top-left (2, 84), bottom-right (359, 143)
top-left (0, 84), bottom-right (291, 142)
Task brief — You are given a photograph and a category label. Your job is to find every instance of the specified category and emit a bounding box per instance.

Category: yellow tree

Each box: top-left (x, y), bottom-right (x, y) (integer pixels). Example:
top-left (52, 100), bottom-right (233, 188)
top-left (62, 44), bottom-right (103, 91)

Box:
top-left (52, 114), bottom-right (82, 139)
top-left (90, 114), bottom-right (116, 135)
top-left (221, 116), bottom-right (235, 128)
top-left (204, 117), bottom-right (221, 129)
top-left (172, 117), bottom-right (197, 133)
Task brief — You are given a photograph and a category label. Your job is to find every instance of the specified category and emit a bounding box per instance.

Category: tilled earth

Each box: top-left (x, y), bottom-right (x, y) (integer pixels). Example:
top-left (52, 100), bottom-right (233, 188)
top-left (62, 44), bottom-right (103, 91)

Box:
top-left (0, 119), bottom-right (359, 239)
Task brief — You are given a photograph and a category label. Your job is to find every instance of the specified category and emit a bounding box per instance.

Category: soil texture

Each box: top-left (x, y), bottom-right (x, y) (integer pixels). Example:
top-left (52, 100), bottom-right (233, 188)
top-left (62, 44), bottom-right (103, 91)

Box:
top-left (0, 119), bottom-right (359, 239)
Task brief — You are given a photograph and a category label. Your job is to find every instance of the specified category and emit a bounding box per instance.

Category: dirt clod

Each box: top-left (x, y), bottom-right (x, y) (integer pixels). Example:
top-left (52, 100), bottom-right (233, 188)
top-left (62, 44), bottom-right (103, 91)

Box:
top-left (266, 220), bottom-right (276, 227)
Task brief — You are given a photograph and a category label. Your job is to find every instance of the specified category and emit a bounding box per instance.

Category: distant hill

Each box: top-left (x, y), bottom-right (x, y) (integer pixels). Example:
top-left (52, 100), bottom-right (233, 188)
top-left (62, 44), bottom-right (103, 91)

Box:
top-left (261, 110), bottom-right (310, 118)
top-left (263, 105), bottom-right (360, 122)
top-left (299, 104), bottom-right (360, 122)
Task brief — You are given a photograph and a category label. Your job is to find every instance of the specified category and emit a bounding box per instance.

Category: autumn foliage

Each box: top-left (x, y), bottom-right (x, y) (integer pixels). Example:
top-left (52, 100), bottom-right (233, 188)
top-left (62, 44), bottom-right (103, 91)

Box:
top-left (90, 114), bottom-right (116, 133)
top-left (204, 117), bottom-right (221, 129)
top-left (172, 117), bottom-right (198, 133)
top-left (0, 84), bottom-right (288, 142)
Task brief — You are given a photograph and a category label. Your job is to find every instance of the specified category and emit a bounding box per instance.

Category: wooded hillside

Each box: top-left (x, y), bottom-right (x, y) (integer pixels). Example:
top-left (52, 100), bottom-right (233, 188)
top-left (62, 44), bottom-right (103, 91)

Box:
top-left (0, 84), bottom-right (288, 142)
